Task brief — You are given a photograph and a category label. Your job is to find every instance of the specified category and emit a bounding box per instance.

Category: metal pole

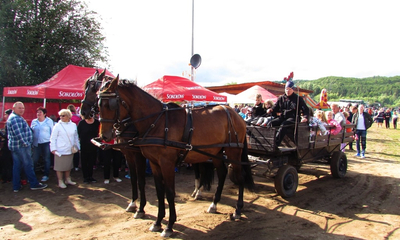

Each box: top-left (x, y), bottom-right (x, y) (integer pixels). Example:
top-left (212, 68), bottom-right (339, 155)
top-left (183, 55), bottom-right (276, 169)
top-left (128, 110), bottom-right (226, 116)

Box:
top-left (191, 0), bottom-right (194, 81)
top-left (1, 96), bottom-right (5, 121)
top-left (43, 98), bottom-right (46, 108)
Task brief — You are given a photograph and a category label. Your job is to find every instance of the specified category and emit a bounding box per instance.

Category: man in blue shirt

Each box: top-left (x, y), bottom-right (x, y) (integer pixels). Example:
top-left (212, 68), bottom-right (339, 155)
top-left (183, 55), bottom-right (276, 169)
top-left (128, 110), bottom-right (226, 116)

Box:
top-left (7, 102), bottom-right (47, 192)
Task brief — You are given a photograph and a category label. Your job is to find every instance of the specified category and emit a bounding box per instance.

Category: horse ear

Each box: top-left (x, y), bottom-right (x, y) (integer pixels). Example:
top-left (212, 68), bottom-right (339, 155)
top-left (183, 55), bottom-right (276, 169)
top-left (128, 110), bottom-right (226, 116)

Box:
top-left (109, 74), bottom-right (119, 90)
top-left (98, 69), bottom-right (106, 80)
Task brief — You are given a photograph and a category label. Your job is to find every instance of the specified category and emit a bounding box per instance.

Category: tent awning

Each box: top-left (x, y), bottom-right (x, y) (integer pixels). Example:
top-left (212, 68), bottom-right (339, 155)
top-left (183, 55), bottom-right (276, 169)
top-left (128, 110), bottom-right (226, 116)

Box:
top-left (3, 65), bottom-right (114, 100)
top-left (143, 75), bottom-right (227, 102)
top-left (235, 85), bottom-right (278, 103)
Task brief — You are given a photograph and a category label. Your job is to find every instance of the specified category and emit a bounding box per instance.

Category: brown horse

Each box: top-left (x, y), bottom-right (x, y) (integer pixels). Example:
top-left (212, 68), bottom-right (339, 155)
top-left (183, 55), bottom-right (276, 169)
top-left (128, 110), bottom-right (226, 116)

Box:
top-left (97, 76), bottom-right (254, 237)
top-left (80, 71), bottom-right (147, 218)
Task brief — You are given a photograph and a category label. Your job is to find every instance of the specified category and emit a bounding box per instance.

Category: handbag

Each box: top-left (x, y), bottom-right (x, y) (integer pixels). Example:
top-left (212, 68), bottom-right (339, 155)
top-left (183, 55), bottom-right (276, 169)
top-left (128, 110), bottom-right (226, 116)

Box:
top-left (60, 123), bottom-right (79, 154)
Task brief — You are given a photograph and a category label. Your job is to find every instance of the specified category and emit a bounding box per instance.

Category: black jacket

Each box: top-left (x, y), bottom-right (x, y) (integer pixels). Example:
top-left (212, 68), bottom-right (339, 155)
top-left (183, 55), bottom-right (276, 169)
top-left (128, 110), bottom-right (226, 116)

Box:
top-left (352, 112), bottom-right (373, 130)
top-left (271, 93), bottom-right (309, 120)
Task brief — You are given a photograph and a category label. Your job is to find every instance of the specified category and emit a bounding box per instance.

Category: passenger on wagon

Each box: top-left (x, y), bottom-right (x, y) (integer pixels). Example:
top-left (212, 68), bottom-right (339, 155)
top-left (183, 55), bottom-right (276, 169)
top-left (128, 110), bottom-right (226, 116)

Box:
top-left (267, 80), bottom-right (308, 148)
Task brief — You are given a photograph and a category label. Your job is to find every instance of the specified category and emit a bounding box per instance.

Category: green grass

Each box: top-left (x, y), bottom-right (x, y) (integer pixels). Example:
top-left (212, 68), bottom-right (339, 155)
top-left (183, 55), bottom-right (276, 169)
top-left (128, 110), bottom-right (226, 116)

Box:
top-left (365, 125), bottom-right (400, 162)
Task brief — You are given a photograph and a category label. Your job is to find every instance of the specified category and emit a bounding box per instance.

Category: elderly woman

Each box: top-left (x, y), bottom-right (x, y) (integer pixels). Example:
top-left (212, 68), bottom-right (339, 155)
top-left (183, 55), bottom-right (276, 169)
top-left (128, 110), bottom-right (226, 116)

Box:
top-left (50, 109), bottom-right (80, 188)
top-left (31, 107), bottom-right (54, 182)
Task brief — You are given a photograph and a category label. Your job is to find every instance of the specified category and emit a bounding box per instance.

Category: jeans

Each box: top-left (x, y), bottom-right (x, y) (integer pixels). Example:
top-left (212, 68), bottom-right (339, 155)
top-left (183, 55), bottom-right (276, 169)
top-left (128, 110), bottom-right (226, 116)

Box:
top-left (12, 145), bottom-right (39, 190)
top-left (32, 142), bottom-right (51, 177)
top-left (355, 129), bottom-right (367, 155)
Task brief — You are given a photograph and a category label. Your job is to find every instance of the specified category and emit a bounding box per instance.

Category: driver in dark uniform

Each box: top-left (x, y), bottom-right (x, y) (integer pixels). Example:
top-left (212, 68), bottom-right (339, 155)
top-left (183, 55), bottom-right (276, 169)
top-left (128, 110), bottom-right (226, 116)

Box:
top-left (267, 80), bottom-right (309, 148)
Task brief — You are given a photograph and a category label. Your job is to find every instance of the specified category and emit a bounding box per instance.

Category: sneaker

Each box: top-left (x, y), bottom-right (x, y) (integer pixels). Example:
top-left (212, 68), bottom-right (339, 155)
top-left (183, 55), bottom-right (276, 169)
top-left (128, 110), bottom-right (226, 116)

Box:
top-left (13, 186), bottom-right (22, 192)
top-left (354, 153), bottom-right (360, 157)
top-left (83, 179), bottom-right (90, 184)
top-left (104, 179), bottom-right (110, 184)
top-left (41, 176), bottom-right (49, 182)
top-left (89, 178), bottom-right (97, 183)
top-left (74, 168), bottom-right (79, 171)
top-left (31, 183), bottom-right (48, 190)
top-left (361, 154), bottom-right (365, 158)
top-left (125, 174), bottom-right (131, 179)
top-left (114, 178), bottom-right (122, 183)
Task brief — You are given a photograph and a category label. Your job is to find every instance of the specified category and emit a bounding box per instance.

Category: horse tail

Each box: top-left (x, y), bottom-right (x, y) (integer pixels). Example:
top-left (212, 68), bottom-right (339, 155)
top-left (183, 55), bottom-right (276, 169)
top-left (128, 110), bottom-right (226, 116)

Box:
top-left (199, 161), bottom-right (214, 191)
top-left (241, 137), bottom-right (254, 190)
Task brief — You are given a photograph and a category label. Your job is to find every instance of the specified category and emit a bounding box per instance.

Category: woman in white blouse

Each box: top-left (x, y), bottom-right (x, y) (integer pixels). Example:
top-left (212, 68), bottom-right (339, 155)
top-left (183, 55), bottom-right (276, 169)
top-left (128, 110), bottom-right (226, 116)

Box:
top-left (50, 109), bottom-right (80, 188)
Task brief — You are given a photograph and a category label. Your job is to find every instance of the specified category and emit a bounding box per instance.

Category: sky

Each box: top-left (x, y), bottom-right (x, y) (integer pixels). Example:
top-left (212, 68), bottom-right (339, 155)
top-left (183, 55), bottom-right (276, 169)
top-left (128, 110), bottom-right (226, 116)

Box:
top-left (83, 0), bottom-right (400, 87)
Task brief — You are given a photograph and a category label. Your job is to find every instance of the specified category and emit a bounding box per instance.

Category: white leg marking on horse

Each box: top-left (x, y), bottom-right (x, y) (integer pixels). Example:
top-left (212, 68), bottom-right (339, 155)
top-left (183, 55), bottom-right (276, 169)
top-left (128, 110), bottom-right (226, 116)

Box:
top-left (232, 212), bottom-right (241, 220)
top-left (149, 224), bottom-right (162, 232)
top-left (125, 201), bottom-right (137, 212)
top-left (161, 229), bottom-right (173, 238)
top-left (191, 189), bottom-right (198, 198)
top-left (207, 202), bottom-right (217, 213)
top-left (194, 190), bottom-right (201, 200)
top-left (134, 211), bottom-right (145, 219)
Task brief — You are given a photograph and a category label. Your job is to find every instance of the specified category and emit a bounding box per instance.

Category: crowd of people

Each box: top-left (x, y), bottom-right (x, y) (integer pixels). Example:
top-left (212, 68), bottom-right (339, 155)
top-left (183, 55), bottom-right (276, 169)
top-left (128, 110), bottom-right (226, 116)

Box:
top-left (233, 80), bottom-right (397, 159)
top-left (0, 102), bottom-right (127, 192)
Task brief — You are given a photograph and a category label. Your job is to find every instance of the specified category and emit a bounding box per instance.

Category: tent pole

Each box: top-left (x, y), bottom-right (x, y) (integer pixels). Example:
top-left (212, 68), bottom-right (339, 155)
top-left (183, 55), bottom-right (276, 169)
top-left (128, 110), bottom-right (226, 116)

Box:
top-left (191, 0), bottom-right (194, 81)
top-left (43, 98), bottom-right (46, 108)
top-left (1, 96), bottom-right (5, 121)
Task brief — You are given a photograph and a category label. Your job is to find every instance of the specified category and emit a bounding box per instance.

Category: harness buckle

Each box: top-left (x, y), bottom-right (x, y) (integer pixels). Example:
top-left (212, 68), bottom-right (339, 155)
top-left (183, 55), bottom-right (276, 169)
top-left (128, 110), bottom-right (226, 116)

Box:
top-left (185, 144), bottom-right (193, 151)
top-left (165, 127), bottom-right (169, 132)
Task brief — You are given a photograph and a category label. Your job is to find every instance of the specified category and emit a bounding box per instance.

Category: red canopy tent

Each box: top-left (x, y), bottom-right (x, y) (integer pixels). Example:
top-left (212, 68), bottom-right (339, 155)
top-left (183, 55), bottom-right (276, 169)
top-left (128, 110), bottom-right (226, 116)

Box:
top-left (3, 65), bottom-right (114, 100)
top-left (143, 75), bottom-right (227, 102)
top-left (1, 65), bottom-right (114, 125)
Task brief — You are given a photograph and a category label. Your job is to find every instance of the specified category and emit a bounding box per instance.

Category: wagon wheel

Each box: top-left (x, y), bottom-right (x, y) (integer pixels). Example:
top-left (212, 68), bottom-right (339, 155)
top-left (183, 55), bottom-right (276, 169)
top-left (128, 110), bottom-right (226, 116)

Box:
top-left (274, 165), bottom-right (298, 198)
top-left (330, 151), bottom-right (347, 178)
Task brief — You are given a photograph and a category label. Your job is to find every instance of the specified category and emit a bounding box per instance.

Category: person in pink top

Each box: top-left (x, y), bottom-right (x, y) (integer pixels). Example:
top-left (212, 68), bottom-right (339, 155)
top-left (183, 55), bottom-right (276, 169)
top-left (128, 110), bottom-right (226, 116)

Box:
top-left (67, 104), bottom-right (81, 171)
top-left (67, 104), bottom-right (81, 125)
top-left (325, 111), bottom-right (342, 135)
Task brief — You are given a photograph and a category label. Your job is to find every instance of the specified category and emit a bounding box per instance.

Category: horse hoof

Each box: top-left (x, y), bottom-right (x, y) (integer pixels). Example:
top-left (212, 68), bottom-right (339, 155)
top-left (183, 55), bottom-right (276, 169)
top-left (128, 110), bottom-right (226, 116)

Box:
top-left (207, 203), bottom-right (217, 213)
top-left (194, 190), bottom-right (202, 200)
top-left (161, 229), bottom-right (173, 238)
top-left (134, 211), bottom-right (145, 219)
top-left (149, 224), bottom-right (162, 232)
top-left (125, 202), bottom-right (137, 213)
top-left (232, 212), bottom-right (241, 220)
top-left (190, 189), bottom-right (198, 198)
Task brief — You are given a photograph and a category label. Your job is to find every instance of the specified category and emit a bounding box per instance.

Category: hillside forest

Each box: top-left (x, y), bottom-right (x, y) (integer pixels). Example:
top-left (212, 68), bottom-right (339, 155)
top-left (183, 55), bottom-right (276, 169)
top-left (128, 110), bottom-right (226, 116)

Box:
top-left (293, 76), bottom-right (400, 108)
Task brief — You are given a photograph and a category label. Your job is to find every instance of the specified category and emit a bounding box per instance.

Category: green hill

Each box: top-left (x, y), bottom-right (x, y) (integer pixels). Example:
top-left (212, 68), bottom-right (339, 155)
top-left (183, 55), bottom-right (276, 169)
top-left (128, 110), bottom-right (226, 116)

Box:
top-left (292, 76), bottom-right (400, 108)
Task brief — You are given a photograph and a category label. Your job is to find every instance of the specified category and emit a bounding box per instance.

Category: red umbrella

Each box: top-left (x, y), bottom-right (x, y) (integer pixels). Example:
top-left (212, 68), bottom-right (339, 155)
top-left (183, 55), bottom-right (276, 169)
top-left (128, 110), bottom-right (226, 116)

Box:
top-left (143, 75), bottom-right (227, 102)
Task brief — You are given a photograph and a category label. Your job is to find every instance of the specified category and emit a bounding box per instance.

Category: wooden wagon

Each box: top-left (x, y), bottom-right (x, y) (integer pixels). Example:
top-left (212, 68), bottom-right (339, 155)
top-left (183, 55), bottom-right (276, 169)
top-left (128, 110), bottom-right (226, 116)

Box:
top-left (245, 123), bottom-right (355, 197)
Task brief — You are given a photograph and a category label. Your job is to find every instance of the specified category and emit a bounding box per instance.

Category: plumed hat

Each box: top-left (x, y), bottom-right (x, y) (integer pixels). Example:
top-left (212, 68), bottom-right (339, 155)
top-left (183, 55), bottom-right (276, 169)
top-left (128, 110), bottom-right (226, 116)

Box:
top-left (285, 80), bottom-right (295, 89)
top-left (283, 72), bottom-right (295, 88)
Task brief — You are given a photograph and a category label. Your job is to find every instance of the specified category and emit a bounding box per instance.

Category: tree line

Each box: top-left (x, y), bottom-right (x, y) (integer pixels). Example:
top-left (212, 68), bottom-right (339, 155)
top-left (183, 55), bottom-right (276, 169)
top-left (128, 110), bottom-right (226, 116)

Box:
top-left (293, 76), bottom-right (400, 108)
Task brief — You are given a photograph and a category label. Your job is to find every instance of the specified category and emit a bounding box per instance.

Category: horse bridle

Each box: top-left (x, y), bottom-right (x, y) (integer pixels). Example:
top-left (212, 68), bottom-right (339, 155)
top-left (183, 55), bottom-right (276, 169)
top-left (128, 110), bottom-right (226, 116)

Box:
top-left (97, 89), bottom-right (134, 135)
top-left (81, 79), bottom-right (104, 117)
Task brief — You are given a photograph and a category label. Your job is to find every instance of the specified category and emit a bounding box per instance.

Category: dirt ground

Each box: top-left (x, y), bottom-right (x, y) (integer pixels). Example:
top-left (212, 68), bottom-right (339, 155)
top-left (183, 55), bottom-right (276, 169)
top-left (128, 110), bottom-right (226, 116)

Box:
top-left (1, 128), bottom-right (399, 240)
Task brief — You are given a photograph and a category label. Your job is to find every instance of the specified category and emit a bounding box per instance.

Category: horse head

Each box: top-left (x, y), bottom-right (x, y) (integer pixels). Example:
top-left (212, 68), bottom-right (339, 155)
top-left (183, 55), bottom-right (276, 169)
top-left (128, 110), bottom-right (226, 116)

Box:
top-left (97, 74), bottom-right (165, 142)
top-left (97, 75), bottom-right (128, 141)
top-left (81, 69), bottom-right (113, 119)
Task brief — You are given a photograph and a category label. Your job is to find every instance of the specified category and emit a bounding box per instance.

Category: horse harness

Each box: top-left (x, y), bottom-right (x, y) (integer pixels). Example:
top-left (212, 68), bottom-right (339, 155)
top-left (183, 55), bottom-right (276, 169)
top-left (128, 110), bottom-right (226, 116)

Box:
top-left (96, 89), bottom-right (250, 165)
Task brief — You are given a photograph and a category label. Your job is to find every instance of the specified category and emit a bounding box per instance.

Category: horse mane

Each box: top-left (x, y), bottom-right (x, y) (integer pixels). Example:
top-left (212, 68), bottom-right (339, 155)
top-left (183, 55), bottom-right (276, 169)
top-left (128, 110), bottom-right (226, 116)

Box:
top-left (116, 79), bottom-right (183, 108)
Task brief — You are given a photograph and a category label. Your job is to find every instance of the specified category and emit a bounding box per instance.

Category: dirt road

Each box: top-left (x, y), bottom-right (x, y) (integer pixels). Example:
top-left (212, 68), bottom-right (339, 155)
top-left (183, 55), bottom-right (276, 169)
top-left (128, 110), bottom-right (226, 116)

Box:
top-left (0, 127), bottom-right (399, 240)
